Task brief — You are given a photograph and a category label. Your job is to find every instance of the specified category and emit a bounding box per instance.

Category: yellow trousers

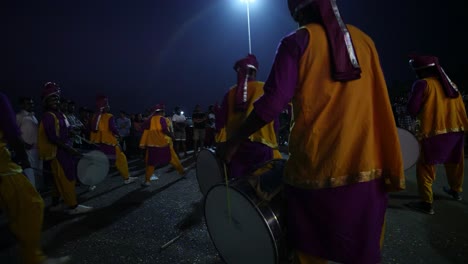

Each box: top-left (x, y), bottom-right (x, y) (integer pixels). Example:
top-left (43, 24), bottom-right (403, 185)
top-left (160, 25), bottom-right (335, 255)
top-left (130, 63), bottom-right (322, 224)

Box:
top-left (144, 145), bottom-right (185, 182)
top-left (416, 153), bottom-right (464, 203)
top-left (115, 146), bottom-right (130, 180)
top-left (293, 219), bottom-right (386, 264)
top-left (50, 158), bottom-right (77, 207)
top-left (0, 174), bottom-right (47, 264)
top-left (169, 144), bottom-right (185, 175)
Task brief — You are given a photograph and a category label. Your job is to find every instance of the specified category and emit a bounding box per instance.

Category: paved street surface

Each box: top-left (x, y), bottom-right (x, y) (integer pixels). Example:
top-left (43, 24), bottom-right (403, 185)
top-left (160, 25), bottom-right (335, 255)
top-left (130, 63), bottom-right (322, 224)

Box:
top-left (1, 151), bottom-right (468, 264)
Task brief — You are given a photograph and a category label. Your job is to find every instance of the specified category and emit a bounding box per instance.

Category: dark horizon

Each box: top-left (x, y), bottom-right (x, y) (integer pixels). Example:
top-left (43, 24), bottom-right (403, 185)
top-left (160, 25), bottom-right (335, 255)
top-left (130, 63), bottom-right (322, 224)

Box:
top-left (1, 0), bottom-right (466, 114)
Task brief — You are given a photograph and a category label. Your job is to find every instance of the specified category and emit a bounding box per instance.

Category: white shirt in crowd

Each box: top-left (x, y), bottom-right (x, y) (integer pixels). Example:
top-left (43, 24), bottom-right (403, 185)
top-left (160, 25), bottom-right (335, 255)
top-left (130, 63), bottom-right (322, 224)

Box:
top-left (172, 113), bottom-right (187, 123)
top-left (16, 110), bottom-right (39, 147)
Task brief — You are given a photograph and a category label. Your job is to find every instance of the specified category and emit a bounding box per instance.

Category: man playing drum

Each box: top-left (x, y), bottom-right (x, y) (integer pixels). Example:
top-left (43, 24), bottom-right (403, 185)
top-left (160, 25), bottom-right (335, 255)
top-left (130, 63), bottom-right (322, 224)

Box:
top-left (406, 54), bottom-right (468, 215)
top-left (139, 104), bottom-right (186, 186)
top-left (89, 95), bottom-right (138, 185)
top-left (0, 91), bottom-right (71, 264)
top-left (38, 82), bottom-right (93, 215)
top-left (221, 0), bottom-right (405, 263)
top-left (215, 54), bottom-right (282, 179)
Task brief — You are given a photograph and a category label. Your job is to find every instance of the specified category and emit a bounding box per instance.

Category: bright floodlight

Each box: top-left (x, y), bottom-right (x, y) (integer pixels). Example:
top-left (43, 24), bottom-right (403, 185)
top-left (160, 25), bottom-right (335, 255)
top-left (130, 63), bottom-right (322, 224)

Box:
top-left (240, 0), bottom-right (255, 2)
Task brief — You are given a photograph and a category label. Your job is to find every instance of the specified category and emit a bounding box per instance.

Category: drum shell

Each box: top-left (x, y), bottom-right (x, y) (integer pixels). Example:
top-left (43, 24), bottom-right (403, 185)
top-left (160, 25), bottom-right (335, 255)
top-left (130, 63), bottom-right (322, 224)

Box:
top-left (397, 127), bottom-right (420, 170)
top-left (196, 148), bottom-right (225, 196)
top-left (204, 159), bottom-right (288, 264)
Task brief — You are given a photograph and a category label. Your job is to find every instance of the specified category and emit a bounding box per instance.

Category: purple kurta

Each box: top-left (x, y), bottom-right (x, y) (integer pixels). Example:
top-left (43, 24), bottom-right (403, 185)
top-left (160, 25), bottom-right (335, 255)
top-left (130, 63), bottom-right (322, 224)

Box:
top-left (250, 28), bottom-right (387, 261)
top-left (408, 80), bottom-right (465, 164)
top-left (42, 111), bottom-right (77, 181)
top-left (229, 141), bottom-right (273, 178)
top-left (143, 115), bottom-right (171, 167)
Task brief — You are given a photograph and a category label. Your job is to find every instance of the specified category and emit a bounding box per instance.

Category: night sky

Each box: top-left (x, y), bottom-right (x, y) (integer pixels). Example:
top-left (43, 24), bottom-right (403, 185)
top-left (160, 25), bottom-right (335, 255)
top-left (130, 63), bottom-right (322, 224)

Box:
top-left (1, 0), bottom-right (466, 114)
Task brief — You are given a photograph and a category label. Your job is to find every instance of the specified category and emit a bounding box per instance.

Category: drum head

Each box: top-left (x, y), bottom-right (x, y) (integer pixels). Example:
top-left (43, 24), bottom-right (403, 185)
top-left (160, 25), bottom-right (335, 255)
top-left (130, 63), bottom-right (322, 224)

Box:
top-left (204, 184), bottom-right (277, 264)
top-left (77, 150), bottom-right (109, 186)
top-left (397, 128), bottom-right (420, 170)
top-left (196, 149), bottom-right (224, 195)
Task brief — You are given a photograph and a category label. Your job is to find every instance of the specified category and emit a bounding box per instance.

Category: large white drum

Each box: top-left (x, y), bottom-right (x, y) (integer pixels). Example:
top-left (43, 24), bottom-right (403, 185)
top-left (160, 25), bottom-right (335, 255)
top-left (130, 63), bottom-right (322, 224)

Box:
top-left (397, 127), bottom-right (420, 170)
top-left (77, 150), bottom-right (109, 186)
top-left (204, 159), bottom-right (287, 264)
top-left (196, 148), bottom-right (225, 196)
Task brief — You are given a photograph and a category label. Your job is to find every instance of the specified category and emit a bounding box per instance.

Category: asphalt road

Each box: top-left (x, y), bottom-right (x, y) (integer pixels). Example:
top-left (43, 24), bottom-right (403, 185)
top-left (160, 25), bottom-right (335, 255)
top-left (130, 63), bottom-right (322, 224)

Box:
top-left (1, 152), bottom-right (467, 264)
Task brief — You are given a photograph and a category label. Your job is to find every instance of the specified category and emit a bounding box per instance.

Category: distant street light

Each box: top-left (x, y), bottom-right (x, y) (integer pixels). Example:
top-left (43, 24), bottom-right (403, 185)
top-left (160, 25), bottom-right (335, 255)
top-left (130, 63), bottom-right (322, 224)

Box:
top-left (240, 0), bottom-right (255, 54)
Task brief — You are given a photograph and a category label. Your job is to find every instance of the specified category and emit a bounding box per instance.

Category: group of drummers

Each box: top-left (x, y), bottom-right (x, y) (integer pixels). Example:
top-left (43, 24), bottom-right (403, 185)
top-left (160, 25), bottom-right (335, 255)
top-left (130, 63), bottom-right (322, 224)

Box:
top-left (0, 84), bottom-right (188, 263)
top-left (202, 1), bottom-right (468, 264)
top-left (1, 0), bottom-right (468, 263)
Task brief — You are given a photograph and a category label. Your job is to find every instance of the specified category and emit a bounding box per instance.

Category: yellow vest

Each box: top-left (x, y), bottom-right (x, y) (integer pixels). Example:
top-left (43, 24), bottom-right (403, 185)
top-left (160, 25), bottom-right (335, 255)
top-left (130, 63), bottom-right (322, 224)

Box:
top-left (417, 77), bottom-right (468, 139)
top-left (139, 115), bottom-right (170, 148)
top-left (285, 24), bottom-right (404, 192)
top-left (216, 81), bottom-right (279, 150)
top-left (38, 112), bottom-right (60, 161)
top-left (90, 113), bottom-right (118, 146)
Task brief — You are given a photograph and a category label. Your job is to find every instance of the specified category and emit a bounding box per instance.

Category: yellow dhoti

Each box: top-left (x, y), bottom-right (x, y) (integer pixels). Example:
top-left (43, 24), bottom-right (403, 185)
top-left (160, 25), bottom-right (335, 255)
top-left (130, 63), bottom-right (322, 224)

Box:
top-left (0, 174), bottom-right (47, 264)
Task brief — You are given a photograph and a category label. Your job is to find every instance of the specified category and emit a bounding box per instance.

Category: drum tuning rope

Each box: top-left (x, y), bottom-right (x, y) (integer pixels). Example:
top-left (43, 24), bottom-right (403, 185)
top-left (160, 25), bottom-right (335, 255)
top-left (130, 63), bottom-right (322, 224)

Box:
top-left (223, 163), bottom-right (232, 225)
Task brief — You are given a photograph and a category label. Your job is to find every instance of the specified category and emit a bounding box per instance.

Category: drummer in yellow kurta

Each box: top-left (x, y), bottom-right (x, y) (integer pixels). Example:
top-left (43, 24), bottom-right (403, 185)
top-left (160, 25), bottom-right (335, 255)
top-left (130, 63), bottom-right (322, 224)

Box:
top-left (89, 95), bottom-right (138, 185)
top-left (38, 82), bottom-right (93, 215)
top-left (406, 54), bottom-right (468, 215)
top-left (139, 104), bottom-right (186, 186)
top-left (215, 54), bottom-right (283, 179)
top-left (222, 0), bottom-right (405, 263)
top-left (0, 91), bottom-right (71, 264)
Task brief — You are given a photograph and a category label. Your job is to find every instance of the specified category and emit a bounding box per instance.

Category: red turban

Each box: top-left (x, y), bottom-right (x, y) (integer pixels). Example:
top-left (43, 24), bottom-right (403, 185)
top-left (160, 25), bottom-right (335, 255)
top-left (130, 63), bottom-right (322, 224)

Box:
top-left (150, 103), bottom-right (165, 114)
top-left (287, 0), bottom-right (361, 81)
top-left (96, 95), bottom-right (109, 111)
top-left (41, 82), bottom-right (61, 101)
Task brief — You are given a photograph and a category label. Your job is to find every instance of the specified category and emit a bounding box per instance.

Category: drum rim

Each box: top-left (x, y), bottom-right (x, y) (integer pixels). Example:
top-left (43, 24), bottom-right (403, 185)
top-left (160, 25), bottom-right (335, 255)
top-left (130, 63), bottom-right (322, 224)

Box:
top-left (203, 182), bottom-right (281, 264)
top-left (196, 148), bottom-right (224, 196)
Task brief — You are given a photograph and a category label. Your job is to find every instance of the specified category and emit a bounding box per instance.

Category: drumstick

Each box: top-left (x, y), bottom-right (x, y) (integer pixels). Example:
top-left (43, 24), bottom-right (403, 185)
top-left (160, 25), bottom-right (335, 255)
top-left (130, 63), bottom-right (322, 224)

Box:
top-left (159, 232), bottom-right (186, 251)
top-left (223, 163), bottom-right (232, 225)
top-left (76, 135), bottom-right (100, 147)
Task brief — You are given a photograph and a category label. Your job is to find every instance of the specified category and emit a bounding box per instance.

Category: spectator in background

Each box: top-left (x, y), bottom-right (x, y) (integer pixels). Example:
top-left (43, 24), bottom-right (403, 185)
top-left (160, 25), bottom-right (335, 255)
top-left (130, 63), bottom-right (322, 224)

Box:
top-left (116, 110), bottom-right (131, 154)
top-left (16, 96), bottom-right (42, 190)
top-left (172, 106), bottom-right (188, 158)
top-left (130, 113), bottom-right (144, 158)
top-left (205, 105), bottom-right (216, 148)
top-left (65, 100), bottom-right (84, 149)
top-left (192, 104), bottom-right (207, 156)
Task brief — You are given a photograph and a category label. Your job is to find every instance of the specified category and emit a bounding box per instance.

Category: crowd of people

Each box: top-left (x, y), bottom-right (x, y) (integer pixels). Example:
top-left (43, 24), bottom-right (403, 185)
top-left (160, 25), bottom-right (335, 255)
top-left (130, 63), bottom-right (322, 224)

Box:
top-left (1, 0), bottom-right (467, 263)
top-left (0, 82), bottom-right (240, 263)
